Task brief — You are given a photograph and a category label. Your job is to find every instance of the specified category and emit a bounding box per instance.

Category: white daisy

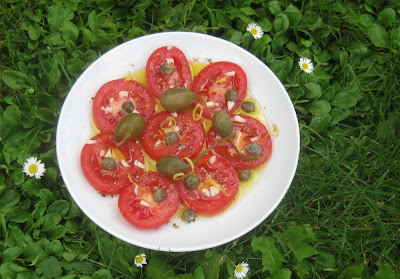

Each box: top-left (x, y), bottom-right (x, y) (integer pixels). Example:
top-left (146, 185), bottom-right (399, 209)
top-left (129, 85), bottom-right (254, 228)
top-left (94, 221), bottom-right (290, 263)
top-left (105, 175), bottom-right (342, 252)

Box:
top-left (246, 23), bottom-right (263, 39)
top-left (134, 253), bottom-right (147, 268)
top-left (22, 157), bottom-right (46, 179)
top-left (234, 261), bottom-right (249, 279)
top-left (298, 57), bottom-right (314, 74)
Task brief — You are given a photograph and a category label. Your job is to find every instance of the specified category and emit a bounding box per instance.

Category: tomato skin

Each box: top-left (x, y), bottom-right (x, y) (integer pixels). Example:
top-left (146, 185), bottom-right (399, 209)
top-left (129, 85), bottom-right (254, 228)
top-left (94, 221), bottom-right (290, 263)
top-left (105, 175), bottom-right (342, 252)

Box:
top-left (80, 132), bottom-right (145, 194)
top-left (177, 154), bottom-right (239, 214)
top-left (192, 61), bottom-right (247, 119)
top-left (206, 114), bottom-right (272, 169)
top-left (141, 111), bottom-right (205, 161)
top-left (146, 46), bottom-right (192, 99)
top-left (118, 172), bottom-right (180, 229)
top-left (92, 79), bottom-right (155, 132)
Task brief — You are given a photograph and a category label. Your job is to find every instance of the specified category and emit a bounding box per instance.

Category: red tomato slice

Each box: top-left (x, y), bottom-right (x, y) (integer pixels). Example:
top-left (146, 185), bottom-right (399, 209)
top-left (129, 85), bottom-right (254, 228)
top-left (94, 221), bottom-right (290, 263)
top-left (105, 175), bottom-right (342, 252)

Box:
top-left (92, 79), bottom-right (155, 132)
top-left (146, 46), bottom-right (192, 99)
top-left (141, 111), bottom-right (205, 161)
top-left (177, 154), bottom-right (239, 214)
top-left (192, 61), bottom-right (247, 119)
top-left (80, 132), bottom-right (145, 194)
top-left (118, 172), bottom-right (180, 229)
top-left (206, 115), bottom-right (272, 169)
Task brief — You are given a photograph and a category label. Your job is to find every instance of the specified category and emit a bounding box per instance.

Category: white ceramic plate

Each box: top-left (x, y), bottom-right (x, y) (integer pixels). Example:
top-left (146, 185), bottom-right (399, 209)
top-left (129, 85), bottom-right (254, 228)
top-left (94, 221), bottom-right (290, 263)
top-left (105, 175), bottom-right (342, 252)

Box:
top-left (56, 32), bottom-right (299, 252)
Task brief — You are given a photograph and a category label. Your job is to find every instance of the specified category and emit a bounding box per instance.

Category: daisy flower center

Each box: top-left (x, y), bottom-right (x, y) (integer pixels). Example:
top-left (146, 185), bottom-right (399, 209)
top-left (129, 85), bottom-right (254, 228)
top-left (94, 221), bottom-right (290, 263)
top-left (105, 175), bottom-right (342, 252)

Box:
top-left (29, 164), bottom-right (38, 174)
top-left (135, 256), bottom-right (143, 263)
top-left (302, 63), bottom-right (309, 69)
top-left (237, 266), bottom-right (243, 272)
top-left (251, 28), bottom-right (258, 35)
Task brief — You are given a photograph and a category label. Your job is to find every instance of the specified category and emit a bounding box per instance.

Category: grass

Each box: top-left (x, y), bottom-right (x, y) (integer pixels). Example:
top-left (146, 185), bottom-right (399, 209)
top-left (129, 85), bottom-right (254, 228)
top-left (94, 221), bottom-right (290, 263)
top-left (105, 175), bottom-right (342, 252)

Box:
top-left (0, 0), bottom-right (399, 278)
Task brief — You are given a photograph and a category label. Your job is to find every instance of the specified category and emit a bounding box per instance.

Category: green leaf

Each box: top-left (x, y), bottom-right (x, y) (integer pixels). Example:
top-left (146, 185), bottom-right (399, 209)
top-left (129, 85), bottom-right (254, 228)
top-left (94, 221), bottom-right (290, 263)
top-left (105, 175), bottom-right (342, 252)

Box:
top-left (28, 23), bottom-right (41, 40)
top-left (3, 106), bottom-right (21, 126)
top-left (309, 114), bottom-right (331, 133)
top-left (240, 7), bottom-right (256, 16)
top-left (258, 17), bottom-right (273, 33)
top-left (44, 239), bottom-right (64, 257)
top-left (146, 258), bottom-right (175, 278)
top-left (0, 189), bottom-right (20, 211)
top-left (303, 83), bottom-right (322, 99)
top-left (374, 264), bottom-right (398, 279)
top-left (283, 4), bottom-right (302, 25)
top-left (377, 8), bottom-right (396, 28)
top-left (62, 20), bottom-right (79, 41)
top-left (329, 108), bottom-right (350, 126)
top-left (92, 269), bottom-right (112, 279)
top-left (34, 107), bottom-right (56, 124)
top-left (367, 24), bottom-right (388, 48)
top-left (306, 100), bottom-right (331, 115)
top-left (42, 212), bottom-right (62, 230)
top-left (202, 250), bottom-right (222, 279)
top-left (36, 256), bottom-right (63, 278)
top-left (97, 236), bottom-right (115, 263)
top-left (1, 70), bottom-right (28, 89)
top-left (274, 13), bottom-right (290, 32)
top-left (23, 243), bottom-right (46, 265)
top-left (192, 266), bottom-right (205, 279)
top-left (271, 268), bottom-right (292, 279)
top-left (269, 1), bottom-right (282, 15)
top-left (47, 200), bottom-right (70, 216)
top-left (3, 246), bottom-right (23, 262)
top-left (252, 236), bottom-right (284, 274)
top-left (338, 264), bottom-right (364, 279)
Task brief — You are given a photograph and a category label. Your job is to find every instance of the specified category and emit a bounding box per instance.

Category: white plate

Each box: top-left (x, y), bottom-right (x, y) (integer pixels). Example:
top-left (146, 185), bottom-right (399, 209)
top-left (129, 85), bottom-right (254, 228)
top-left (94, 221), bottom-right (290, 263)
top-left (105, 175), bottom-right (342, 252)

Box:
top-left (56, 32), bottom-right (300, 252)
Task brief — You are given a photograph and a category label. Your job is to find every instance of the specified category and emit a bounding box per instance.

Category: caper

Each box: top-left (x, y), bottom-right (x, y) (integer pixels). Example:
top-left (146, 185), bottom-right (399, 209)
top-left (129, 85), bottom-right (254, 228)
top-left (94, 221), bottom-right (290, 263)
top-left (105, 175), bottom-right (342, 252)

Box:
top-left (153, 188), bottom-right (166, 203)
top-left (114, 113), bottom-right (145, 145)
top-left (159, 63), bottom-right (176, 76)
top-left (237, 169), bottom-right (251, 181)
top-left (212, 110), bottom-right (233, 138)
top-left (225, 89), bottom-right (237, 101)
top-left (182, 209), bottom-right (197, 223)
top-left (184, 174), bottom-right (200, 190)
top-left (156, 155), bottom-right (190, 177)
top-left (241, 101), bottom-right (255, 113)
top-left (165, 132), bottom-right (179, 145)
top-left (100, 157), bottom-right (117, 171)
top-left (245, 143), bottom-right (263, 158)
top-left (122, 101), bottom-right (135, 114)
top-left (160, 87), bottom-right (198, 112)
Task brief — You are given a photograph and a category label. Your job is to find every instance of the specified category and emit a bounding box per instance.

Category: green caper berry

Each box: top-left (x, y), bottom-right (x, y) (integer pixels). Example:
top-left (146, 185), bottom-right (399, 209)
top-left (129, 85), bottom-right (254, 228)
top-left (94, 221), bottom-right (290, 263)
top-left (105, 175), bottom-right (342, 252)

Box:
top-left (160, 87), bottom-right (198, 112)
top-left (245, 143), bottom-right (263, 158)
top-left (100, 157), bottom-right (117, 171)
top-left (225, 89), bottom-right (237, 101)
top-left (114, 113), bottom-right (145, 141)
top-left (153, 188), bottom-right (167, 203)
top-left (165, 132), bottom-right (180, 145)
top-left (237, 169), bottom-right (251, 181)
top-left (122, 101), bottom-right (135, 114)
top-left (212, 110), bottom-right (233, 138)
top-left (182, 209), bottom-right (197, 223)
top-left (241, 101), bottom-right (255, 113)
top-left (159, 63), bottom-right (176, 76)
top-left (156, 155), bottom-right (190, 177)
top-left (184, 174), bottom-right (200, 190)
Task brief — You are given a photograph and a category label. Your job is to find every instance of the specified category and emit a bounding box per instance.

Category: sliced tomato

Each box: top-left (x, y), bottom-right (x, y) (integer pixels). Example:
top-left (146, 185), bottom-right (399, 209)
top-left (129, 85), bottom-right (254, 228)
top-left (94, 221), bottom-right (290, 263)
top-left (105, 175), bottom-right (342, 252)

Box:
top-left (177, 154), bottom-right (239, 214)
top-left (141, 111), bottom-right (205, 161)
top-left (92, 79), bottom-right (155, 132)
top-left (146, 46), bottom-right (192, 99)
top-left (192, 61), bottom-right (247, 119)
top-left (118, 172), bottom-right (180, 229)
top-left (206, 114), bottom-right (272, 169)
top-left (80, 132), bottom-right (145, 194)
